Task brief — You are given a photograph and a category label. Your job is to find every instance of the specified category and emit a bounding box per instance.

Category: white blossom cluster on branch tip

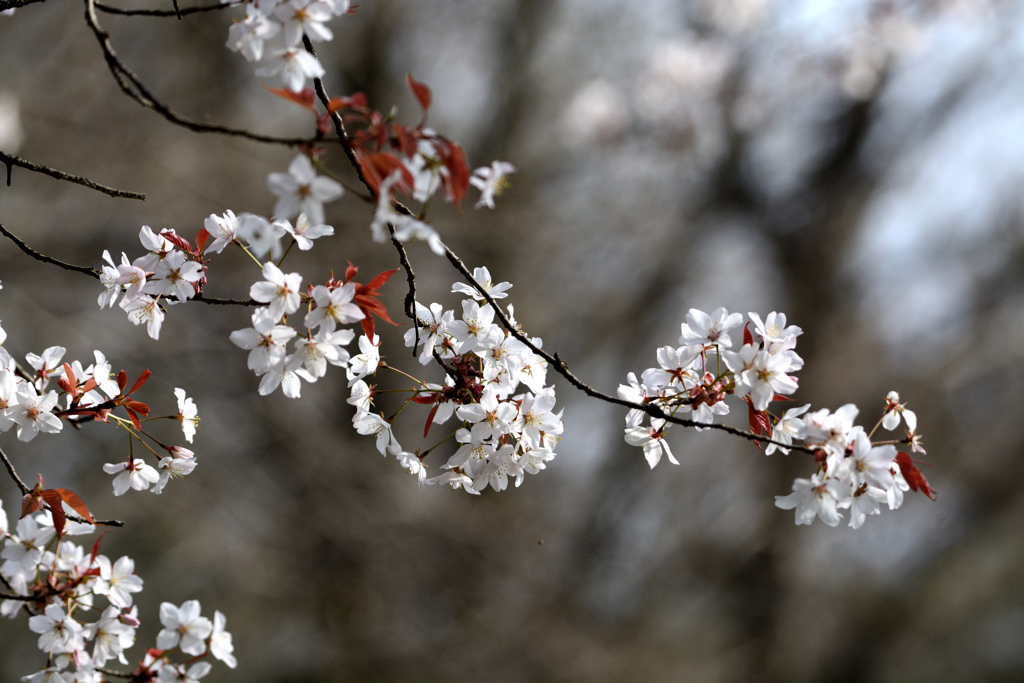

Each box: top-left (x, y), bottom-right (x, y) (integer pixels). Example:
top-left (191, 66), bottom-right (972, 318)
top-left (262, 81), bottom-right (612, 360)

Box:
top-left (225, 0), bottom-right (352, 92)
top-left (620, 309), bottom-right (933, 528)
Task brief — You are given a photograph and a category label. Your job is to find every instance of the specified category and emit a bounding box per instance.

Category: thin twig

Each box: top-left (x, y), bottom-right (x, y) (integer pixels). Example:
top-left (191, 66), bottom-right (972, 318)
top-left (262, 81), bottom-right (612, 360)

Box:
top-left (83, 0), bottom-right (329, 147)
top-left (1, 152), bottom-right (144, 200)
top-left (0, 445), bottom-right (30, 495)
top-left (0, 223), bottom-right (101, 278)
top-left (95, 0), bottom-right (238, 16)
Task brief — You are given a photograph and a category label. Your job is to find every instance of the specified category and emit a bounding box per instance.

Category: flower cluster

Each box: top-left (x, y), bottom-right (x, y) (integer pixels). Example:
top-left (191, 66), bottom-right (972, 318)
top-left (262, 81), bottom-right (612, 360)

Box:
top-left (619, 308), bottom-right (803, 467)
top-left (98, 227), bottom-right (207, 340)
top-left (230, 262), bottom-right (393, 398)
top-left (2, 505), bottom-right (236, 683)
top-left (225, 0), bottom-right (352, 92)
top-left (619, 308), bottom-right (932, 528)
top-left (347, 266), bottom-right (562, 493)
top-left (774, 395), bottom-right (932, 529)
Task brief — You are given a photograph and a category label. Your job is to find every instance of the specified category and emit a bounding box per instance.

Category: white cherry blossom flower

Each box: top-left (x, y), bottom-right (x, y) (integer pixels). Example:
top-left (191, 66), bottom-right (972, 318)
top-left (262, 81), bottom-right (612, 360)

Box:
top-left (625, 418), bottom-right (677, 468)
top-left (282, 213), bottom-right (333, 250)
top-left (153, 454), bottom-right (198, 494)
top-left (256, 45), bottom-right (326, 92)
top-left (346, 334), bottom-right (381, 385)
top-left (470, 161), bottom-right (516, 209)
top-left (775, 471), bottom-right (847, 527)
top-left (102, 459), bottom-right (160, 496)
top-left (10, 387), bottom-right (62, 442)
top-left (156, 600), bottom-right (212, 656)
top-left (250, 262), bottom-right (302, 320)
top-left (203, 210), bottom-right (243, 254)
top-left (174, 388), bottom-right (198, 443)
top-left (304, 283), bottom-right (363, 332)
top-left (679, 307), bottom-right (744, 349)
top-left (230, 308), bottom-right (297, 375)
top-left (209, 611), bottom-right (237, 668)
top-left (266, 154), bottom-right (342, 224)
top-left (274, 0), bottom-right (333, 46)
top-left (93, 555), bottom-right (144, 608)
top-left (451, 266), bottom-right (512, 301)
top-left (120, 294), bottom-right (165, 340)
top-left (226, 6), bottom-right (280, 62)
top-left (28, 604), bottom-right (83, 654)
top-left (764, 403), bottom-right (810, 455)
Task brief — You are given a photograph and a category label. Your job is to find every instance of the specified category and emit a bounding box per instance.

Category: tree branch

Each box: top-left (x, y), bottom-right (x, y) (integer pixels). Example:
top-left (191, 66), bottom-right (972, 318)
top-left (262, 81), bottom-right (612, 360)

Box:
top-left (0, 445), bottom-right (30, 495)
top-left (0, 223), bottom-right (100, 278)
top-left (82, 0), bottom-right (331, 147)
top-left (0, 0), bottom-right (46, 10)
top-left (1, 152), bottom-right (145, 200)
top-left (94, 0), bottom-right (240, 17)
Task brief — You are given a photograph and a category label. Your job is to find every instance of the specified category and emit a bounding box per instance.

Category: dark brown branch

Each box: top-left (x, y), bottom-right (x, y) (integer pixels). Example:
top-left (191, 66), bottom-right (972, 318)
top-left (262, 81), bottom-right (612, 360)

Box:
top-left (0, 445), bottom-right (31, 495)
top-left (94, 0), bottom-right (238, 16)
top-left (83, 0), bottom-right (329, 147)
top-left (388, 226), bottom-right (421, 354)
top-left (192, 293), bottom-right (259, 306)
top-left (0, 223), bottom-right (101, 278)
top-left (1, 152), bottom-right (145, 200)
top-left (0, 0), bottom-right (47, 10)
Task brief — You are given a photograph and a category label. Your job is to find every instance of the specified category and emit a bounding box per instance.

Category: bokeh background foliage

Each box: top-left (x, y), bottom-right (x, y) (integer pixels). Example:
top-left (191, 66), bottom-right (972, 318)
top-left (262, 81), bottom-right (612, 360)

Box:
top-left (2, 0), bottom-right (1024, 681)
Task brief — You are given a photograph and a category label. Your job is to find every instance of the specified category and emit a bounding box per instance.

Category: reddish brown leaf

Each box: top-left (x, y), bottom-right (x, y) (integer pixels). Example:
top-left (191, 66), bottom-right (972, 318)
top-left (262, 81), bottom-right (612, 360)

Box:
top-left (423, 402), bottom-right (440, 438)
top-left (406, 73), bottom-right (432, 112)
top-left (743, 322), bottom-right (754, 347)
top-left (357, 151), bottom-right (414, 195)
top-left (326, 92), bottom-right (368, 113)
top-left (116, 370), bottom-right (127, 393)
top-left (161, 230), bottom-right (193, 254)
top-left (344, 262), bottom-right (359, 283)
top-left (367, 268), bottom-right (398, 291)
top-left (21, 491), bottom-right (44, 519)
top-left (360, 317), bottom-right (376, 342)
top-left (126, 409), bottom-right (142, 431)
top-left (317, 113), bottom-right (331, 136)
top-left (262, 84), bottom-right (317, 113)
top-left (123, 399), bottom-right (150, 416)
top-left (394, 124), bottom-right (417, 158)
top-left (90, 530), bottom-right (109, 563)
top-left (129, 369), bottom-right (151, 395)
top-left (40, 490), bottom-right (66, 536)
top-left (895, 452), bottom-right (937, 500)
top-left (438, 141), bottom-right (470, 210)
top-left (54, 488), bottom-right (94, 524)
top-left (195, 227), bottom-right (209, 253)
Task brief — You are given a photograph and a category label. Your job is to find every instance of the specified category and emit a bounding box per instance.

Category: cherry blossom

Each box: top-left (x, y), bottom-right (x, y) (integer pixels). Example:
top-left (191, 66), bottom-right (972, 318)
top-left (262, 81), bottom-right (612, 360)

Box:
top-left (470, 160), bottom-right (516, 209)
top-left (102, 459), bottom-right (160, 496)
top-left (174, 388), bottom-right (199, 443)
top-left (266, 154), bottom-right (343, 224)
top-left (156, 600), bottom-right (212, 656)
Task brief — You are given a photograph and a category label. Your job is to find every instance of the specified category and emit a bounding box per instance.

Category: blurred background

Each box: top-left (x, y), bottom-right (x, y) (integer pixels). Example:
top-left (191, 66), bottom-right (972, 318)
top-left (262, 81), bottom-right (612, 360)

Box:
top-left (2, 0), bottom-right (1024, 681)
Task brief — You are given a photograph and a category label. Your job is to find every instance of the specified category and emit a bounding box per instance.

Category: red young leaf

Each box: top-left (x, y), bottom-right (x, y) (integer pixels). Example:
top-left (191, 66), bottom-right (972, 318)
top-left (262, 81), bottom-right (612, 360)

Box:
top-left (21, 490), bottom-right (44, 519)
top-left (126, 408), bottom-right (142, 431)
top-left (81, 378), bottom-right (97, 393)
top-left (344, 262), bottom-right (359, 283)
top-left (161, 230), bottom-right (193, 254)
top-left (423, 402), bottom-right (440, 438)
top-left (40, 490), bottom-right (67, 536)
top-left (63, 363), bottom-right (77, 391)
top-left (90, 530), bottom-right (109, 564)
top-left (360, 317), bottom-right (376, 342)
top-left (895, 452), bottom-right (937, 500)
top-left (357, 151), bottom-right (414, 195)
top-left (116, 370), bottom-right (128, 393)
top-left (262, 84), bottom-right (317, 113)
top-left (366, 268), bottom-right (398, 291)
top-left (437, 141), bottom-right (470, 210)
top-left (406, 73), bottom-right (432, 112)
top-left (394, 124), bottom-right (417, 158)
top-left (195, 227), bottom-right (209, 253)
top-left (743, 322), bottom-right (754, 347)
top-left (326, 92), bottom-right (368, 114)
top-left (123, 399), bottom-right (150, 416)
top-left (410, 394), bottom-right (438, 405)
top-left (54, 488), bottom-right (95, 524)
top-left (129, 369), bottom-right (151, 395)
